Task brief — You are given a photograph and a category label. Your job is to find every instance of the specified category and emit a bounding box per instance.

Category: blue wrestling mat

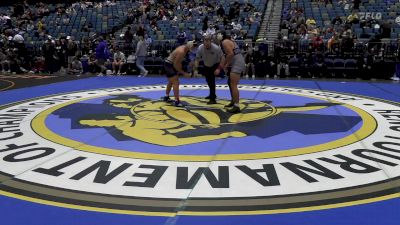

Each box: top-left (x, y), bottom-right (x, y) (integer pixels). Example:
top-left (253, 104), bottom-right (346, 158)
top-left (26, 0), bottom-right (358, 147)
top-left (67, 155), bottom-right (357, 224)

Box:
top-left (0, 76), bottom-right (399, 225)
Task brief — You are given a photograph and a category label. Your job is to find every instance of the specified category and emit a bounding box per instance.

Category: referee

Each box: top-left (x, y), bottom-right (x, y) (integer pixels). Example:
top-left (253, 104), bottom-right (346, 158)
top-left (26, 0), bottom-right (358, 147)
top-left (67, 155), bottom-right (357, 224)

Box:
top-left (194, 35), bottom-right (225, 104)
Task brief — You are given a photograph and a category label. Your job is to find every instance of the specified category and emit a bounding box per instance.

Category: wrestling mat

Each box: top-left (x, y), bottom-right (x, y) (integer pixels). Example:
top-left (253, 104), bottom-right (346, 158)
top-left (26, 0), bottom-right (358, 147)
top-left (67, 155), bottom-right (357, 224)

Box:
top-left (0, 76), bottom-right (399, 225)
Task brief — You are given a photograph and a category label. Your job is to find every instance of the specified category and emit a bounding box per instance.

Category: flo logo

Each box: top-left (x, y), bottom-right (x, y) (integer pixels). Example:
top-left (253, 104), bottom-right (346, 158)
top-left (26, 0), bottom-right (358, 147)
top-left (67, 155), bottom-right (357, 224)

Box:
top-left (0, 85), bottom-right (399, 216)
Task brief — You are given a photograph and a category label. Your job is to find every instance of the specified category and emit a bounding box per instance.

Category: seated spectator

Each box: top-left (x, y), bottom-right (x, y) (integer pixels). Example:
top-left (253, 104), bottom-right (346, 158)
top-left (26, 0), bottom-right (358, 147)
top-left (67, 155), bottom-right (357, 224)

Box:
top-left (26, 22), bottom-right (34, 31)
top-left (88, 53), bottom-right (100, 74)
top-left (125, 26), bottom-right (134, 43)
top-left (312, 51), bottom-right (326, 78)
top-left (30, 56), bottom-right (45, 74)
top-left (204, 25), bottom-right (216, 36)
top-left (80, 54), bottom-right (89, 74)
top-left (232, 21), bottom-right (242, 35)
top-left (112, 48), bottom-right (126, 75)
top-left (0, 49), bottom-right (11, 73)
top-left (276, 55), bottom-right (289, 78)
top-left (327, 35), bottom-right (339, 51)
top-left (312, 35), bottom-right (324, 50)
top-left (332, 16), bottom-right (343, 26)
top-left (177, 28), bottom-right (187, 45)
top-left (380, 20), bottom-right (392, 39)
top-left (68, 56), bottom-right (83, 76)
top-left (126, 53), bottom-right (137, 74)
top-left (217, 5), bottom-right (225, 18)
top-left (145, 34), bottom-right (153, 46)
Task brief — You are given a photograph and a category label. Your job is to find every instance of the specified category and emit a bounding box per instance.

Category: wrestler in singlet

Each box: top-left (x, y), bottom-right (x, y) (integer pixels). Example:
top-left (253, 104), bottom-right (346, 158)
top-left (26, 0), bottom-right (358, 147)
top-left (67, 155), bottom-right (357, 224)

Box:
top-left (218, 31), bottom-right (245, 113)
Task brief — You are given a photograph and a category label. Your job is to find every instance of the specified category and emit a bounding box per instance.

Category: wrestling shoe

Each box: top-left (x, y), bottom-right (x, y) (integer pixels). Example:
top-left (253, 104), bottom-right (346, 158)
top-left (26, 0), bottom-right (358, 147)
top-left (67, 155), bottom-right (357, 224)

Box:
top-left (162, 96), bottom-right (173, 103)
top-left (226, 105), bottom-right (240, 114)
top-left (224, 102), bottom-right (234, 108)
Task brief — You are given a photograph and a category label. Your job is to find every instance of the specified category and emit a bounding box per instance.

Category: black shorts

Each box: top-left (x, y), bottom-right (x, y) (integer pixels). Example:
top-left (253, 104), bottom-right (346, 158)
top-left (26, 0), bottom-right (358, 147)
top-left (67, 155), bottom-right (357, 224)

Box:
top-left (164, 61), bottom-right (177, 78)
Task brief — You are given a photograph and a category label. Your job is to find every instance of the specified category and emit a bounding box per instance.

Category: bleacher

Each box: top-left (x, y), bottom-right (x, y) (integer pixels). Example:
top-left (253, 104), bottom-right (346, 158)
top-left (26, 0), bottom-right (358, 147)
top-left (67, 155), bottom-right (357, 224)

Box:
top-left (282, 0), bottom-right (400, 40)
top-left (13, 0), bottom-right (268, 48)
top-left (276, 0), bottom-right (400, 79)
top-left (23, 2), bottom-right (127, 44)
top-left (146, 0), bottom-right (267, 41)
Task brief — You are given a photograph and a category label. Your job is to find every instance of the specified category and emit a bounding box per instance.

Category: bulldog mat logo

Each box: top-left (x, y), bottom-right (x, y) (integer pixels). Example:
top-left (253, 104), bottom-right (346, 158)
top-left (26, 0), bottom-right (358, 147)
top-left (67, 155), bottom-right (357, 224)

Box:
top-left (0, 84), bottom-right (399, 216)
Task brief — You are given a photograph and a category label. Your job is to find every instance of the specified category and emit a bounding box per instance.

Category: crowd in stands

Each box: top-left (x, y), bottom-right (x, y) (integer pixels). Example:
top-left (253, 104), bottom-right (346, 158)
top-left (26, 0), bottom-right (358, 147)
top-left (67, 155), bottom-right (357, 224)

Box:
top-left (277, 0), bottom-right (400, 79)
top-left (0, 0), bottom-right (398, 80)
top-left (0, 0), bottom-right (266, 76)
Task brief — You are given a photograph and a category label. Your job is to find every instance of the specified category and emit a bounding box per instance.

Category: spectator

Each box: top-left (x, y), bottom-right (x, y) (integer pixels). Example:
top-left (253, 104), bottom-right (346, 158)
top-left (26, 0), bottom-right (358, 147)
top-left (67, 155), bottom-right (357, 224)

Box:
top-left (13, 32), bottom-right (24, 45)
top-left (380, 20), bottom-right (392, 39)
top-left (137, 24), bottom-right (145, 37)
top-left (135, 36), bottom-right (149, 77)
top-left (244, 44), bottom-right (255, 77)
top-left (177, 27), bottom-right (187, 45)
top-left (145, 34), bottom-right (153, 46)
top-left (125, 26), bottom-right (134, 43)
top-left (68, 56), bottom-right (83, 76)
top-left (81, 37), bottom-right (92, 56)
top-left (26, 21), bottom-right (34, 31)
top-left (88, 52), bottom-right (100, 74)
top-left (126, 53), bottom-right (137, 74)
top-left (312, 50), bottom-right (326, 78)
top-left (277, 55), bottom-right (289, 78)
top-left (30, 56), bottom-right (45, 74)
top-left (55, 39), bottom-right (67, 74)
top-left (202, 16), bottom-right (209, 31)
top-left (232, 21), bottom-right (242, 35)
top-left (362, 49), bottom-right (375, 79)
top-left (95, 36), bottom-right (111, 76)
top-left (204, 25), bottom-right (216, 36)
top-left (37, 20), bottom-right (44, 33)
top-left (393, 39), bottom-right (400, 81)
top-left (66, 36), bottom-right (78, 70)
top-left (327, 34), bottom-right (339, 51)
top-left (112, 47), bottom-right (126, 75)
top-left (42, 36), bottom-right (57, 74)
top-left (217, 5), bottom-right (225, 18)
top-left (332, 16), bottom-right (343, 26)
top-left (0, 49), bottom-right (11, 73)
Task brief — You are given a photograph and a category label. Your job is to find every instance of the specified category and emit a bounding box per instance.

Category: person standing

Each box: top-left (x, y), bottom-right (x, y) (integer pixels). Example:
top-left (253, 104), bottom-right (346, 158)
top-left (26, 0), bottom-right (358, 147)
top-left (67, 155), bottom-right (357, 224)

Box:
top-left (163, 41), bottom-right (196, 107)
top-left (217, 31), bottom-right (245, 113)
top-left (135, 35), bottom-right (148, 77)
top-left (42, 36), bottom-right (57, 74)
top-left (194, 35), bottom-right (225, 104)
top-left (393, 39), bottom-right (400, 81)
